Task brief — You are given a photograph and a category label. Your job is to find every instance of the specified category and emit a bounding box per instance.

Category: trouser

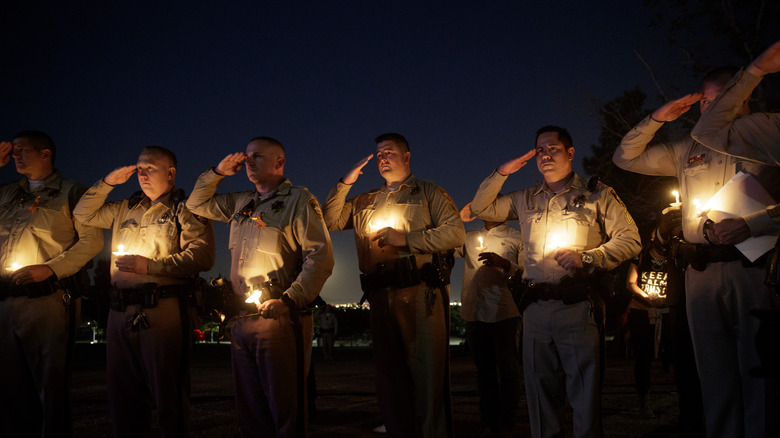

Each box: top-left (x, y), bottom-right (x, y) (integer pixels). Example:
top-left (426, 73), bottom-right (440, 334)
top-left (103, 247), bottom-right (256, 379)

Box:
top-left (0, 290), bottom-right (78, 438)
top-left (523, 299), bottom-right (600, 438)
top-left (627, 309), bottom-right (670, 396)
top-left (669, 303), bottom-right (705, 437)
top-left (466, 317), bottom-right (521, 433)
top-left (370, 284), bottom-right (452, 438)
top-left (107, 297), bottom-right (193, 438)
top-left (231, 313), bottom-right (313, 438)
top-left (685, 261), bottom-right (777, 438)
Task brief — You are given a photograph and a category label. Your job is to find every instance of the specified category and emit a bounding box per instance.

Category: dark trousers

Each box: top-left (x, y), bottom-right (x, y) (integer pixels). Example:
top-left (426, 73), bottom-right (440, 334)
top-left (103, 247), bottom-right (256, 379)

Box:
top-left (669, 304), bottom-right (705, 437)
top-left (627, 309), bottom-right (670, 396)
top-left (466, 317), bottom-right (521, 433)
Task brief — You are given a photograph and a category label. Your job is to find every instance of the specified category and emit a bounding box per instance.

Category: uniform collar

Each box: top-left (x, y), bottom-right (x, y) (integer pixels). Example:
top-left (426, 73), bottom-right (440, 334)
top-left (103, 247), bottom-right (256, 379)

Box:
top-left (380, 173), bottom-right (417, 193)
top-left (534, 172), bottom-right (583, 196)
top-left (256, 178), bottom-right (292, 200)
top-left (18, 169), bottom-right (62, 192)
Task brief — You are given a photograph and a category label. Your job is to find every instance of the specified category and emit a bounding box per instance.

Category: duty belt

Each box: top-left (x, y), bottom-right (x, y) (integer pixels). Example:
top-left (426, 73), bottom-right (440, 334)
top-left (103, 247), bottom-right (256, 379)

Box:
top-left (360, 255), bottom-right (423, 292)
top-left (110, 283), bottom-right (193, 311)
top-left (0, 276), bottom-right (60, 301)
top-left (670, 239), bottom-right (761, 271)
top-left (525, 278), bottom-right (590, 305)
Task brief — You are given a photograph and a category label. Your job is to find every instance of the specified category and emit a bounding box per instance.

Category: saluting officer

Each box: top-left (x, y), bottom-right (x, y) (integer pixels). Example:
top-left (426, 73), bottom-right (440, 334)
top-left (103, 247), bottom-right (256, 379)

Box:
top-left (471, 126), bottom-right (641, 438)
top-left (0, 131), bottom-right (103, 437)
top-left (323, 133), bottom-right (465, 438)
top-left (74, 146), bottom-right (215, 437)
top-left (186, 136), bottom-right (333, 437)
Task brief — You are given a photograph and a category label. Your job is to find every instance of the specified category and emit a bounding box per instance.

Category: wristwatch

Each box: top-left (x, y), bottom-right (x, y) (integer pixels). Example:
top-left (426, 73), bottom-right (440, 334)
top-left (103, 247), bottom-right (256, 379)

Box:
top-left (581, 252), bottom-right (594, 265)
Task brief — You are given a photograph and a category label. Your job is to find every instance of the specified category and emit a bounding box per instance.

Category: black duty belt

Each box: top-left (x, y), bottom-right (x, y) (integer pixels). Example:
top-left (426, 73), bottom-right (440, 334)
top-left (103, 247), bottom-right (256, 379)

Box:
top-left (671, 240), bottom-right (764, 271)
top-left (0, 276), bottom-right (60, 301)
top-left (110, 283), bottom-right (193, 311)
top-left (525, 279), bottom-right (589, 305)
top-left (360, 255), bottom-right (423, 292)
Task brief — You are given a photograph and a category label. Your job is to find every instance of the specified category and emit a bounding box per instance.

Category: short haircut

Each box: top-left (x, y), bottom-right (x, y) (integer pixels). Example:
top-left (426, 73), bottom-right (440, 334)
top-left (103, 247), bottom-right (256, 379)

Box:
top-left (535, 125), bottom-right (573, 150)
top-left (249, 136), bottom-right (285, 154)
top-left (375, 133), bottom-right (410, 153)
top-left (141, 146), bottom-right (177, 169)
top-left (13, 130), bottom-right (56, 164)
top-left (702, 66), bottom-right (740, 88)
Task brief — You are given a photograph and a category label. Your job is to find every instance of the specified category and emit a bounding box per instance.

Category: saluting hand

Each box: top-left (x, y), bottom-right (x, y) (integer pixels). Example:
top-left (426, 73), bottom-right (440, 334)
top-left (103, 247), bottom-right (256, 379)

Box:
top-left (0, 141), bottom-right (12, 167)
top-left (216, 153), bottom-right (247, 176)
top-left (459, 202), bottom-right (476, 223)
top-left (651, 93), bottom-right (703, 122)
top-left (104, 165), bottom-right (138, 186)
top-left (343, 154), bottom-right (373, 185)
top-left (115, 254), bottom-right (149, 275)
top-left (497, 149), bottom-right (536, 176)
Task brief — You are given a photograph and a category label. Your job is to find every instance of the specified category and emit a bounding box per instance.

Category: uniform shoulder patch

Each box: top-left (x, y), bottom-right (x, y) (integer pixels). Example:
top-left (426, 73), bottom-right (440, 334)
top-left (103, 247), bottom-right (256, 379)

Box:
top-left (309, 197), bottom-right (324, 221)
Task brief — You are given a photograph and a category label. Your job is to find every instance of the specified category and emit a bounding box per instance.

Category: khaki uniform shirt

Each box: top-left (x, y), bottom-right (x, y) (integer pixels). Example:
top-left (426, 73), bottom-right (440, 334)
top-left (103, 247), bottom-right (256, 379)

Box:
top-left (323, 174), bottom-right (465, 275)
top-left (455, 225), bottom-right (523, 323)
top-left (186, 169), bottom-right (333, 307)
top-left (692, 69), bottom-right (780, 236)
top-left (471, 171), bottom-right (640, 285)
top-left (73, 180), bottom-right (215, 288)
top-left (615, 115), bottom-right (780, 243)
top-left (0, 170), bottom-right (103, 281)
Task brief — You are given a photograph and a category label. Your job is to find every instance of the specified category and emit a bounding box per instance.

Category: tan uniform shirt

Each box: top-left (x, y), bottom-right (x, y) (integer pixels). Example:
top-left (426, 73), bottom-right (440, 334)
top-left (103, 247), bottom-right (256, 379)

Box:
top-left (186, 169), bottom-right (333, 307)
top-left (1, 170), bottom-right (103, 280)
top-left (323, 174), bottom-right (465, 275)
top-left (691, 69), bottom-right (780, 236)
top-left (471, 171), bottom-right (640, 285)
top-left (615, 115), bottom-right (780, 243)
top-left (455, 225), bottom-right (523, 323)
top-left (73, 180), bottom-right (215, 288)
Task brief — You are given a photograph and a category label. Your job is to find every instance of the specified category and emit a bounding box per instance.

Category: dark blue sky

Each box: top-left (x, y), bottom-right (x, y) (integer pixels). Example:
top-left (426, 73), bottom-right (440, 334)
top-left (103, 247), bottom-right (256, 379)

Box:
top-left (2, 1), bottom-right (667, 303)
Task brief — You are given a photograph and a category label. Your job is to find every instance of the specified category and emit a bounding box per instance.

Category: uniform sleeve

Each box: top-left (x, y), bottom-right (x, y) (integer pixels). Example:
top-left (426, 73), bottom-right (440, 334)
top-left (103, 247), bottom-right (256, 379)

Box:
top-left (588, 187), bottom-right (642, 271)
top-left (46, 183), bottom-right (104, 279)
top-left (691, 69), bottom-right (780, 166)
top-left (469, 170), bottom-right (520, 222)
top-left (509, 231), bottom-right (525, 276)
top-left (406, 183), bottom-right (465, 254)
top-left (146, 203), bottom-right (216, 277)
top-left (322, 180), bottom-right (355, 231)
top-left (284, 193), bottom-right (335, 308)
top-left (72, 179), bottom-right (122, 229)
top-left (612, 116), bottom-right (682, 176)
top-left (185, 168), bottom-right (237, 223)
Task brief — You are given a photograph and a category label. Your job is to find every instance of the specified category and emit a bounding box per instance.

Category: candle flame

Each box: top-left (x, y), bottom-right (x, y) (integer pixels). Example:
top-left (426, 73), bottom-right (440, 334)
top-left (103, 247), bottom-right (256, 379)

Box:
top-left (672, 190), bottom-right (680, 204)
top-left (6, 262), bottom-right (21, 272)
top-left (369, 216), bottom-right (397, 233)
top-left (476, 236), bottom-right (486, 251)
top-left (112, 244), bottom-right (128, 256)
top-left (245, 290), bottom-right (262, 305)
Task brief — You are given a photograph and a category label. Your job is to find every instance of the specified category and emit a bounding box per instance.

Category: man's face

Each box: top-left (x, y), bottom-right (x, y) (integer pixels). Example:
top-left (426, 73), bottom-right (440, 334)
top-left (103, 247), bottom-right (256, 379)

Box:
top-left (535, 131), bottom-right (573, 183)
top-left (376, 140), bottom-right (410, 182)
top-left (700, 81), bottom-right (725, 114)
top-left (12, 137), bottom-right (51, 179)
top-left (136, 152), bottom-right (175, 201)
top-left (245, 140), bottom-right (283, 184)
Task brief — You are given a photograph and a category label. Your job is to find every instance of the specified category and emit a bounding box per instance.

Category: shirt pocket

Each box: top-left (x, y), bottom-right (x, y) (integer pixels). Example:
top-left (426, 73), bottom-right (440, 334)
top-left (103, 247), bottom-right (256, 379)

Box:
top-left (683, 160), bottom-right (709, 177)
top-left (561, 208), bottom-right (597, 250)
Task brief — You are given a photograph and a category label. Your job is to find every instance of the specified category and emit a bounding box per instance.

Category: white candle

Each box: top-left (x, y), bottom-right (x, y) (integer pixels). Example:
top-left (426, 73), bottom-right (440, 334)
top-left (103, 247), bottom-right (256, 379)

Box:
top-left (112, 244), bottom-right (128, 256)
top-left (5, 262), bottom-right (21, 272)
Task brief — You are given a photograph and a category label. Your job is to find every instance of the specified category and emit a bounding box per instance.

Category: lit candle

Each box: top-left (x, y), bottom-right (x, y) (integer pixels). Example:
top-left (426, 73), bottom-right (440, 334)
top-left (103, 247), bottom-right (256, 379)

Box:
top-left (671, 190), bottom-right (681, 207)
top-left (6, 262), bottom-right (21, 272)
top-left (548, 232), bottom-right (565, 252)
top-left (368, 215), bottom-right (397, 233)
top-left (245, 290), bottom-right (262, 305)
top-left (112, 244), bottom-right (128, 256)
top-left (476, 236), bottom-right (486, 251)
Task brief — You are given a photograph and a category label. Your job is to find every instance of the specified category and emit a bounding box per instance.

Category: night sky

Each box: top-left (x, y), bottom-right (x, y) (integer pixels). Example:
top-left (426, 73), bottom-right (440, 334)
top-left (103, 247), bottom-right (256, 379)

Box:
top-left (2, 2), bottom-right (675, 303)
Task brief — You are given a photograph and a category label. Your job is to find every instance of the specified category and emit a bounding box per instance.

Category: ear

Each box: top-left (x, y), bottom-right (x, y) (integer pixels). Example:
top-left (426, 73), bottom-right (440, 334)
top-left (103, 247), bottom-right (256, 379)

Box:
top-left (41, 148), bottom-right (52, 161)
top-left (168, 167), bottom-right (176, 180)
top-left (567, 147), bottom-right (575, 161)
top-left (276, 156), bottom-right (286, 170)
top-left (403, 151), bottom-right (411, 165)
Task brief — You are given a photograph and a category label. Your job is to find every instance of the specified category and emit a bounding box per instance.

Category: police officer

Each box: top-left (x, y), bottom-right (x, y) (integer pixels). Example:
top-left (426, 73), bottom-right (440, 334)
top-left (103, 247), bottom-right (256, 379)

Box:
top-left (0, 131), bottom-right (103, 437)
top-left (323, 133), bottom-right (465, 438)
top-left (186, 136), bottom-right (333, 437)
top-left (457, 204), bottom-right (523, 438)
top-left (471, 126), bottom-right (641, 438)
top-left (73, 146), bottom-right (215, 437)
top-left (614, 58), bottom-right (780, 437)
